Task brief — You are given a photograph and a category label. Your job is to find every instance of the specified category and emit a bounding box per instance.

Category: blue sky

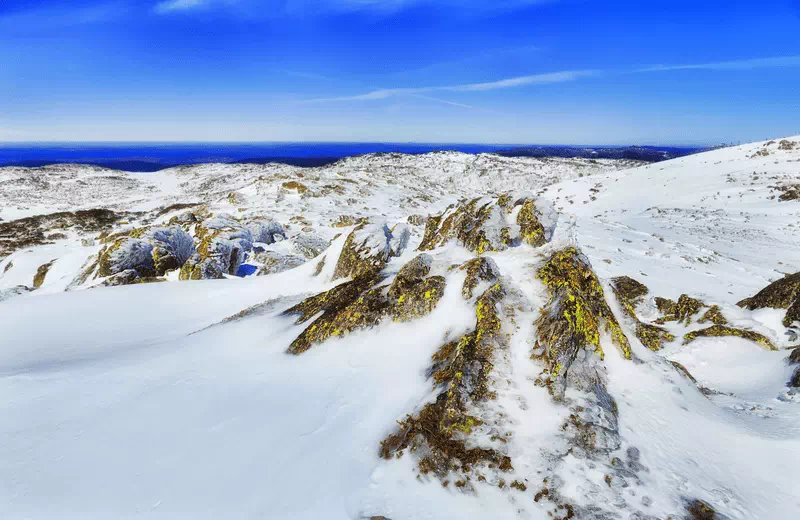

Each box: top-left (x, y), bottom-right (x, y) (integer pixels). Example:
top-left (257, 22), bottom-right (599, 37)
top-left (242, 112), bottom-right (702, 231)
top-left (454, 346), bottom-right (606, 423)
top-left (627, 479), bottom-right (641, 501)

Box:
top-left (1, 0), bottom-right (799, 144)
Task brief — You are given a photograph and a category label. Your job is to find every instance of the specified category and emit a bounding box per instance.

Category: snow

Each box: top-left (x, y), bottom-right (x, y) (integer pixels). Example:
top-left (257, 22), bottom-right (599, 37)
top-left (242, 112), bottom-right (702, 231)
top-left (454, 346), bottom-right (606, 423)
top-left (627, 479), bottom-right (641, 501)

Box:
top-left (1, 139), bottom-right (800, 519)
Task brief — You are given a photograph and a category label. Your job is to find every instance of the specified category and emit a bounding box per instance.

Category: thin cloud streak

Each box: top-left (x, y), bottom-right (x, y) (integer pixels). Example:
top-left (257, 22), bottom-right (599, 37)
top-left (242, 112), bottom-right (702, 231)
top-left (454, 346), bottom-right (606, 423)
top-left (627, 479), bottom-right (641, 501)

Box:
top-left (303, 70), bottom-right (595, 103)
top-left (638, 55), bottom-right (800, 72)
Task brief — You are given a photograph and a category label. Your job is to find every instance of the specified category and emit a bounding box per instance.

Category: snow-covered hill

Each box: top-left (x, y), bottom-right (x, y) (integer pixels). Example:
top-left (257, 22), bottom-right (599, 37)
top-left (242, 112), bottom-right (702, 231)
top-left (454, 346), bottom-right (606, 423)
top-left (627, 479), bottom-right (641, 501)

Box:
top-left (1, 142), bottom-right (799, 519)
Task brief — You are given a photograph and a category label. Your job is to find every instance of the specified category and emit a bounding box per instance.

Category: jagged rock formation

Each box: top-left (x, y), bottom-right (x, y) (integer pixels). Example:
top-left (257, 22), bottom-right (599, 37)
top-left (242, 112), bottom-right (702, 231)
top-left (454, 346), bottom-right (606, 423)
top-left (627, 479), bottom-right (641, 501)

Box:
top-left (284, 251), bottom-right (444, 355)
top-left (655, 294), bottom-right (706, 325)
top-left (418, 195), bottom-right (553, 253)
top-left (534, 248), bottom-right (631, 398)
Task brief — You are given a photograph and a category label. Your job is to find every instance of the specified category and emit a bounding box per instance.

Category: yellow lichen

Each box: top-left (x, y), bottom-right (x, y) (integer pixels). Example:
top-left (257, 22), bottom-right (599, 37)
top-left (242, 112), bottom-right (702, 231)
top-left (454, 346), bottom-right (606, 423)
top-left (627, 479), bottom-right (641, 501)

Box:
top-left (683, 325), bottom-right (777, 350)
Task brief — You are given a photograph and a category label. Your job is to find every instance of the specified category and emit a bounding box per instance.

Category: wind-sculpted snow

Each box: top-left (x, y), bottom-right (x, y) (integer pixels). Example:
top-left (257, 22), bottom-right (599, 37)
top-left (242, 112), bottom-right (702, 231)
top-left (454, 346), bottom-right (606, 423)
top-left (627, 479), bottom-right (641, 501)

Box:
top-left (1, 141), bottom-right (800, 519)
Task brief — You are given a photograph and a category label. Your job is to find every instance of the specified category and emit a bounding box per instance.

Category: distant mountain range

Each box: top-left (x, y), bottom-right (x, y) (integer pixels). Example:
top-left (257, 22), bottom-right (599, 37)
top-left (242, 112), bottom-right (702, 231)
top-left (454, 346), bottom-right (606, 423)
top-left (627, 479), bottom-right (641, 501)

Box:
top-left (0, 142), bottom-right (709, 172)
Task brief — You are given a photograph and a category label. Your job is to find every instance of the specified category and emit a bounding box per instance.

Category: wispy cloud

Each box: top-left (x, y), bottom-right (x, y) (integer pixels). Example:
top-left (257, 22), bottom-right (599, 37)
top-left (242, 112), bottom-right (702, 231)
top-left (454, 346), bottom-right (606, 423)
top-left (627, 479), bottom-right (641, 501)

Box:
top-left (154, 0), bottom-right (209, 13)
top-left (638, 55), bottom-right (800, 72)
top-left (305, 70), bottom-right (595, 103)
top-left (0, 2), bottom-right (127, 31)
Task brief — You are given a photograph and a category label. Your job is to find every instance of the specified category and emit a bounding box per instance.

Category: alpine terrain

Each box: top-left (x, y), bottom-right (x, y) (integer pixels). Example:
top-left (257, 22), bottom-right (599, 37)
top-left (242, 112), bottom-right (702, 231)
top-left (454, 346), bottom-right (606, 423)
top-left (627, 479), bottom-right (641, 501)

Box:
top-left (1, 140), bottom-right (799, 519)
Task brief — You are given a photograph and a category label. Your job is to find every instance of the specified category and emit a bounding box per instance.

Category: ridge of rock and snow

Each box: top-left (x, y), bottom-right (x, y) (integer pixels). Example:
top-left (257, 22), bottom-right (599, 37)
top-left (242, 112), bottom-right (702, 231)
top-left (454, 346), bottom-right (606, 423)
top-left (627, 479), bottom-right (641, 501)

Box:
top-left (1, 140), bottom-right (799, 519)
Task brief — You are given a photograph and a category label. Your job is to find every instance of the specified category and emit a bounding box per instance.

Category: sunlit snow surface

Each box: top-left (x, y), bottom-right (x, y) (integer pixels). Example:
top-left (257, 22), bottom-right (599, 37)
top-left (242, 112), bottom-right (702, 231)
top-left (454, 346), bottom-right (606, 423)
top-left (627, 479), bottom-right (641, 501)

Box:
top-left (2, 142), bottom-right (800, 519)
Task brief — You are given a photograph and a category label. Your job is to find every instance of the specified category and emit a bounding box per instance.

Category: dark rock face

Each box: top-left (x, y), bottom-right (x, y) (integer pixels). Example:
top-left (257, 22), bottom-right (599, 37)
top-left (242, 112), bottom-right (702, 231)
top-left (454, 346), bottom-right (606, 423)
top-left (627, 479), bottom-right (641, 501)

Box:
top-left (655, 294), bottom-right (705, 325)
top-left (737, 272), bottom-right (800, 327)
top-left (459, 256), bottom-right (500, 300)
top-left (332, 223), bottom-right (401, 281)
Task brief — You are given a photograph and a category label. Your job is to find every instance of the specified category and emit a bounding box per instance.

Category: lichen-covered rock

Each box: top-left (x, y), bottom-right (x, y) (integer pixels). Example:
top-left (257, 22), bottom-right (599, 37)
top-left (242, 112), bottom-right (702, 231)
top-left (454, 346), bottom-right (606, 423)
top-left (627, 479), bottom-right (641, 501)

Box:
top-left (698, 305), bottom-right (727, 325)
top-left (788, 348), bottom-right (800, 387)
top-left (418, 197), bottom-right (513, 254)
top-left (407, 214), bottom-right (424, 226)
top-left (516, 198), bottom-right (547, 247)
top-left (380, 283), bottom-right (511, 478)
top-left (331, 215), bottom-right (368, 228)
top-left (147, 226), bottom-right (195, 276)
top-left (737, 272), bottom-right (800, 327)
top-left (611, 276), bottom-right (675, 351)
top-left (535, 248), bottom-right (631, 399)
top-left (683, 325), bottom-right (776, 350)
top-left (254, 251), bottom-right (306, 276)
top-left (685, 498), bottom-right (730, 519)
top-left (97, 237), bottom-right (155, 279)
top-left (284, 254), bottom-right (446, 354)
top-left (32, 259), bottom-right (56, 288)
top-left (459, 256), bottom-right (500, 300)
top-left (179, 215), bottom-right (253, 280)
top-left (332, 222), bottom-right (399, 281)
top-left (655, 294), bottom-right (705, 325)
top-left (292, 233), bottom-right (329, 259)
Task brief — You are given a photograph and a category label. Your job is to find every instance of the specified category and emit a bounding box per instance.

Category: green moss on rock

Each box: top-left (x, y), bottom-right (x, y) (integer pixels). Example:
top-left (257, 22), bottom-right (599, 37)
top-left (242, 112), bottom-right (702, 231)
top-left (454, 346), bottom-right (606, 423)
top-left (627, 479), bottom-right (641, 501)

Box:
top-left (683, 325), bottom-right (776, 350)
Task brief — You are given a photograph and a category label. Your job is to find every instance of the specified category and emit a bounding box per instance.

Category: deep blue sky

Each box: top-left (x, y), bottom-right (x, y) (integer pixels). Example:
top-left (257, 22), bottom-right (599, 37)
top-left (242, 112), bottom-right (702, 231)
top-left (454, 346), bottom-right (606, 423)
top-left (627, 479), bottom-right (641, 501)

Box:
top-left (1, 0), bottom-right (799, 144)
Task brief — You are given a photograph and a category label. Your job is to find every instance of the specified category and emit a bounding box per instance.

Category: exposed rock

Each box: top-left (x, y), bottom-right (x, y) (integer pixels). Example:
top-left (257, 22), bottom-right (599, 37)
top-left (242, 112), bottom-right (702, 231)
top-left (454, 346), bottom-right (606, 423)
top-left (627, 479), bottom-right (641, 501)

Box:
top-left (284, 254), bottom-right (446, 354)
top-left (535, 248), bottom-right (631, 399)
top-left (698, 305), bottom-right (727, 325)
top-left (247, 218), bottom-right (285, 245)
top-left (611, 276), bottom-right (674, 351)
top-left (655, 294), bottom-right (705, 325)
top-left (459, 256), bottom-right (500, 300)
top-left (418, 197), bottom-right (513, 254)
top-left (516, 198), bottom-right (547, 247)
top-left (683, 325), bottom-right (776, 350)
top-left (281, 181), bottom-right (308, 194)
top-left (380, 283), bottom-right (511, 477)
top-left (147, 226), bottom-right (195, 276)
top-left (180, 215), bottom-right (253, 280)
top-left (254, 251), bottom-right (306, 276)
top-left (685, 498), bottom-right (730, 519)
top-left (292, 233), bottom-right (329, 259)
top-left (2, 260), bottom-right (12, 273)
top-left (332, 223), bottom-right (399, 281)
top-left (407, 214), bottom-right (424, 226)
top-left (737, 272), bottom-right (800, 327)
top-left (97, 237), bottom-right (155, 279)
top-left (331, 215), bottom-right (368, 228)
top-left (0, 208), bottom-right (121, 259)
top-left (32, 260), bottom-right (56, 288)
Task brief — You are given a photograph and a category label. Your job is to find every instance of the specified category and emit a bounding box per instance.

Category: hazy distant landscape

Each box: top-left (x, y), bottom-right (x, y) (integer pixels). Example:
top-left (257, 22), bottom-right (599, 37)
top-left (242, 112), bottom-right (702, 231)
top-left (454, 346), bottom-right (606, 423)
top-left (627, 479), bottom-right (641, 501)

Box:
top-left (0, 142), bottom-right (704, 171)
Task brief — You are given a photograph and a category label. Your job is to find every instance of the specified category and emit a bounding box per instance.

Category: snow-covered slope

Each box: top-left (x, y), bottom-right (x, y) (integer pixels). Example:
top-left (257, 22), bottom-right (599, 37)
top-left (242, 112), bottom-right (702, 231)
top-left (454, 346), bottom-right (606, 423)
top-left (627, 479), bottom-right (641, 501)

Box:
top-left (1, 142), bottom-right (799, 520)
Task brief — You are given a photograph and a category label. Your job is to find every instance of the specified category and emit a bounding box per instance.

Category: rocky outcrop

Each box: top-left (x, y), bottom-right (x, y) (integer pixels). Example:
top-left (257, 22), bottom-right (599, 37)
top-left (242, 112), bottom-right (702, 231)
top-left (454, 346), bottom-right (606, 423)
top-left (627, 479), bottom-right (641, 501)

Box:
top-left (32, 259), bottom-right (56, 288)
top-left (737, 272), bottom-right (800, 327)
top-left (331, 222), bottom-right (407, 281)
top-left (534, 248), bottom-right (631, 399)
top-left (459, 257), bottom-right (500, 300)
top-left (682, 325), bottom-right (776, 350)
top-left (0, 208), bottom-right (121, 259)
top-left (254, 251), bottom-right (306, 276)
top-left (788, 348), bottom-right (800, 388)
top-left (611, 276), bottom-right (675, 351)
top-left (179, 216), bottom-right (253, 280)
top-left (655, 294), bottom-right (706, 325)
top-left (380, 282), bottom-right (512, 478)
top-left (284, 253), bottom-right (445, 355)
top-left (148, 226), bottom-right (195, 276)
top-left (292, 233), bottom-right (329, 260)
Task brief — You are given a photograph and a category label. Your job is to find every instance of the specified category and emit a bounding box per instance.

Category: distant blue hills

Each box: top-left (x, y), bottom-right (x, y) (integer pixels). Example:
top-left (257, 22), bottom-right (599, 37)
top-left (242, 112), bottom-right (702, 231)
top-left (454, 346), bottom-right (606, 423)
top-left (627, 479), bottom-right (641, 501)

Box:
top-left (0, 142), bottom-right (707, 172)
